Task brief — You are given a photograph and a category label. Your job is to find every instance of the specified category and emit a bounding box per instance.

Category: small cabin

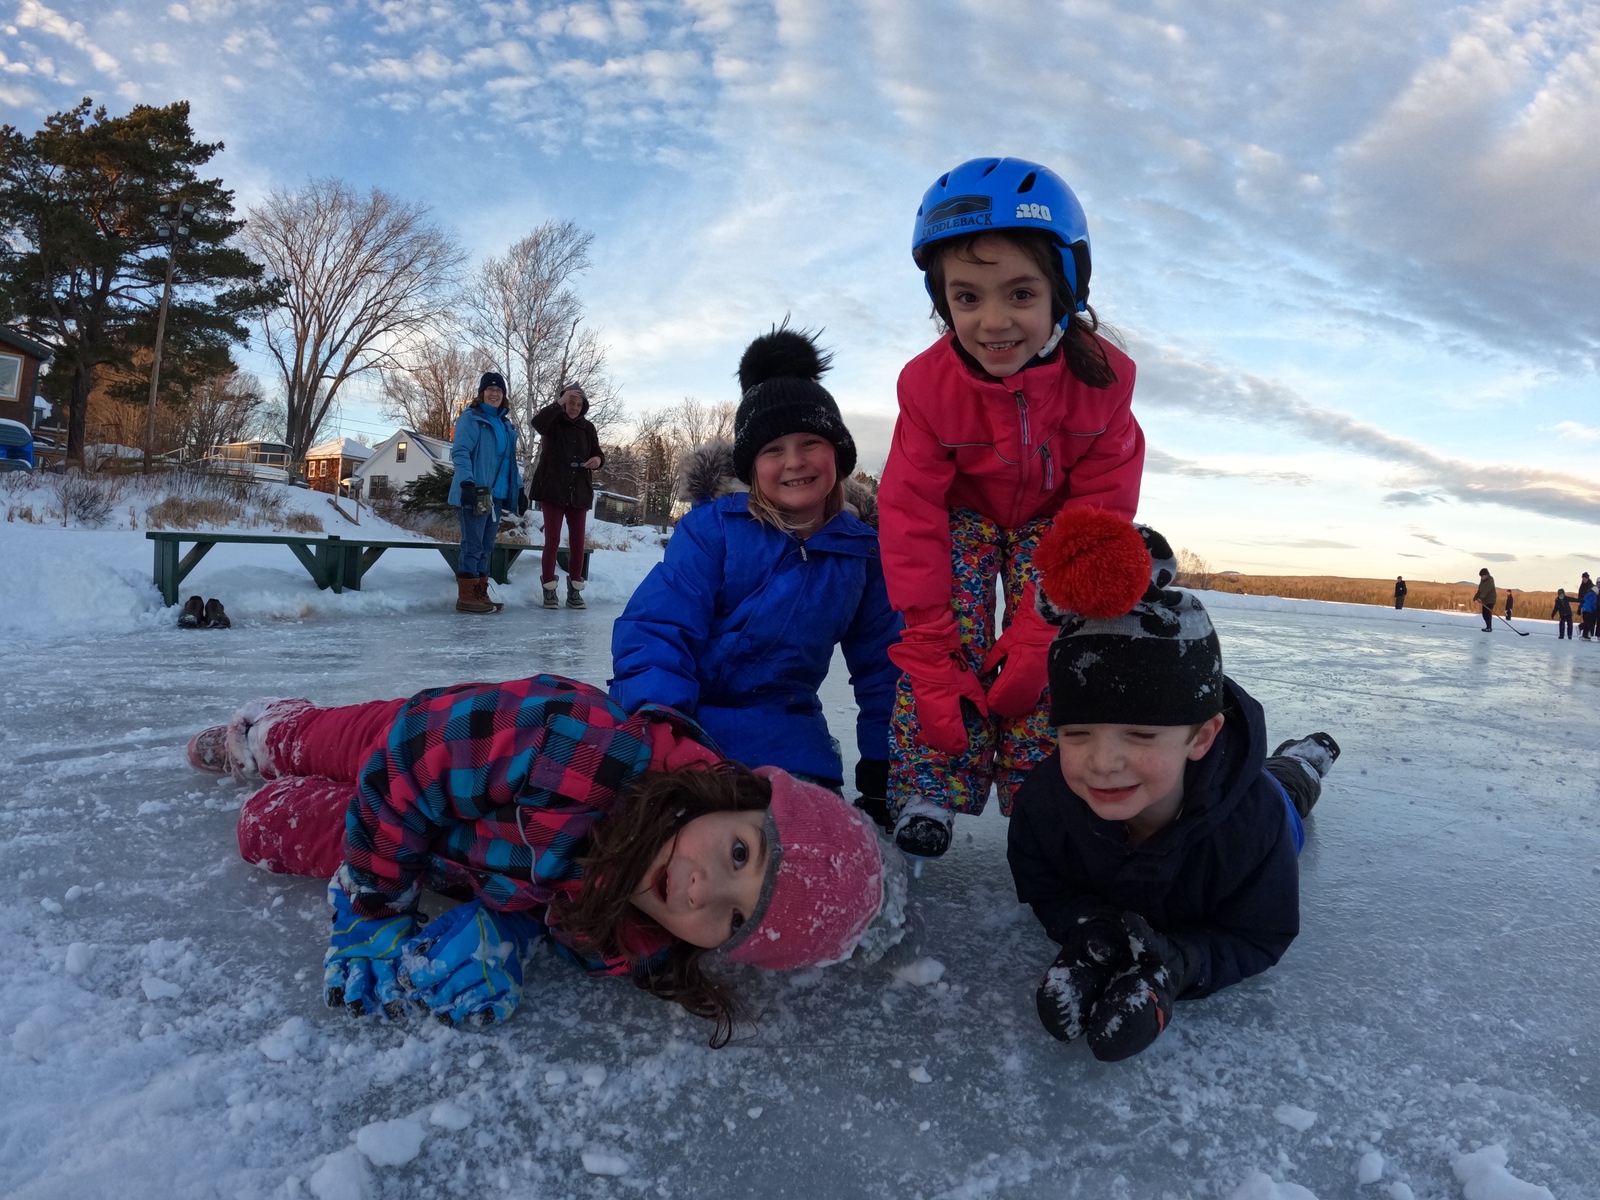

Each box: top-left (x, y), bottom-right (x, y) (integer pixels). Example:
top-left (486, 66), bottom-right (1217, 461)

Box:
top-left (0, 326), bottom-right (53, 433)
top-left (204, 440), bottom-right (293, 482)
top-left (353, 429), bottom-right (452, 500)
top-left (304, 436), bottom-right (372, 495)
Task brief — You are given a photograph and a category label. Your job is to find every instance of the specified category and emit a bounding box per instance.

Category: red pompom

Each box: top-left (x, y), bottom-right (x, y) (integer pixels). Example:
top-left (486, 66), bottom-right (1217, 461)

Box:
top-left (1034, 508), bottom-right (1151, 618)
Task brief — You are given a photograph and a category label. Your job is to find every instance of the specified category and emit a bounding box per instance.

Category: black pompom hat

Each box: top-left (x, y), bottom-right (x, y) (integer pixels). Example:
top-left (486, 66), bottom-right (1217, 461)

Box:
top-left (732, 323), bottom-right (857, 484)
top-left (477, 371), bottom-right (507, 397)
top-left (1034, 510), bottom-right (1224, 728)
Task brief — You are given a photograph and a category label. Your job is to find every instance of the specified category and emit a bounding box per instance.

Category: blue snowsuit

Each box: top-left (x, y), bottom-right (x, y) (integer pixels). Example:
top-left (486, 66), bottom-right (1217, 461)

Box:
top-left (609, 493), bottom-right (902, 786)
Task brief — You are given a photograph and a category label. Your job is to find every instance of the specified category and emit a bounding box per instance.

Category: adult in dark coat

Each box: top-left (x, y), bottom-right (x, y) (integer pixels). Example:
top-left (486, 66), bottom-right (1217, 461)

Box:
top-left (1394, 576), bottom-right (1407, 609)
top-left (1473, 569), bottom-right (1496, 633)
top-left (528, 384), bottom-right (604, 609)
top-left (1553, 590), bottom-right (1573, 639)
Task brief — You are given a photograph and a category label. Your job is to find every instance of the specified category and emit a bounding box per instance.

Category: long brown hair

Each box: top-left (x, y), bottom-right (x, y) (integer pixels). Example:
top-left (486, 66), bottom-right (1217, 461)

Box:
top-left (924, 228), bottom-right (1119, 389)
top-left (557, 763), bottom-right (772, 1048)
top-left (747, 474), bottom-right (845, 534)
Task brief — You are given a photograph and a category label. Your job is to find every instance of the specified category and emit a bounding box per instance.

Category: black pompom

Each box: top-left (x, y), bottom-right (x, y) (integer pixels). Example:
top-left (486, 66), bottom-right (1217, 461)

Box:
top-left (737, 320), bottom-right (833, 393)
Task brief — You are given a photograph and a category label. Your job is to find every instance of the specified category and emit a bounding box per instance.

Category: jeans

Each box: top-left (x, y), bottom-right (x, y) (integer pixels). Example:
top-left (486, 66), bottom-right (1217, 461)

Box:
top-left (458, 501), bottom-right (501, 577)
top-left (540, 501), bottom-right (587, 583)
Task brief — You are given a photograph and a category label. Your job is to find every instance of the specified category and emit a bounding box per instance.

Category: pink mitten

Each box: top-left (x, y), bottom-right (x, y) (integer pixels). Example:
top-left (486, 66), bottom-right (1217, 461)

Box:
top-left (887, 615), bottom-right (988, 756)
top-left (981, 584), bottom-right (1056, 718)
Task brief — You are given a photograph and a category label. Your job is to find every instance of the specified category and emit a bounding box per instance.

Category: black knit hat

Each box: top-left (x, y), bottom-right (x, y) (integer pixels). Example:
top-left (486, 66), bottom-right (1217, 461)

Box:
top-left (1035, 510), bottom-right (1224, 728)
top-left (477, 371), bottom-right (507, 397)
top-left (732, 324), bottom-right (857, 484)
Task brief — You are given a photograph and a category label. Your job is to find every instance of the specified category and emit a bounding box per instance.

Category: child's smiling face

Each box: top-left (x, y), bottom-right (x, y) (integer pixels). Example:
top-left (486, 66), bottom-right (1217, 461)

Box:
top-left (630, 810), bottom-right (769, 948)
top-left (752, 432), bottom-right (837, 528)
top-left (939, 233), bottom-right (1058, 378)
top-left (1056, 717), bottom-right (1224, 842)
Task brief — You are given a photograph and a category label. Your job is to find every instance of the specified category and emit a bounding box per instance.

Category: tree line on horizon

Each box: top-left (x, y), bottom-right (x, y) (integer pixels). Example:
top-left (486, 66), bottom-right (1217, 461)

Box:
top-left (0, 97), bottom-right (625, 469)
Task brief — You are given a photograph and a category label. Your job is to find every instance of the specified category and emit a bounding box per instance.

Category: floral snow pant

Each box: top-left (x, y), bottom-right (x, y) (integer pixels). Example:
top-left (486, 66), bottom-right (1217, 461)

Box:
top-left (889, 507), bottom-right (1055, 818)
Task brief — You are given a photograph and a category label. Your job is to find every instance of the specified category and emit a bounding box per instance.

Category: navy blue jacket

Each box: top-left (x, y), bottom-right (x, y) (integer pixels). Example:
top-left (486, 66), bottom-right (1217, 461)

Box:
top-left (1007, 677), bottom-right (1298, 1000)
top-left (609, 493), bottom-right (902, 785)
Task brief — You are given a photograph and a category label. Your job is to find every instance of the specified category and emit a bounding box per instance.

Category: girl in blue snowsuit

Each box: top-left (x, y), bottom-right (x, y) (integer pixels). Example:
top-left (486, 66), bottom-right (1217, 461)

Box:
top-left (610, 327), bottom-right (901, 821)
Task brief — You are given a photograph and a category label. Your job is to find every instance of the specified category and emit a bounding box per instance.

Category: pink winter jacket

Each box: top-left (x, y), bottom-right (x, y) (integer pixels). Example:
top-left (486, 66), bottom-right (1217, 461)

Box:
top-left (878, 334), bottom-right (1144, 626)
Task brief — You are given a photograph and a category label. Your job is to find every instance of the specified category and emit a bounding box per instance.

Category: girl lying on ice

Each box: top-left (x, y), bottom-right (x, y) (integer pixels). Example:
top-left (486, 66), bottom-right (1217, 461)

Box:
top-left (186, 674), bottom-right (906, 1046)
top-left (609, 325), bottom-right (901, 820)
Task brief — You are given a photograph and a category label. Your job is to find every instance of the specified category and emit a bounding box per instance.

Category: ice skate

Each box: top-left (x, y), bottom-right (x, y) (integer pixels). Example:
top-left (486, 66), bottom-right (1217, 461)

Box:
top-left (186, 725), bottom-right (231, 773)
top-left (1271, 731), bottom-right (1340, 780)
top-left (203, 598), bottom-right (231, 628)
top-left (893, 798), bottom-right (954, 859)
top-left (177, 595), bottom-right (204, 629)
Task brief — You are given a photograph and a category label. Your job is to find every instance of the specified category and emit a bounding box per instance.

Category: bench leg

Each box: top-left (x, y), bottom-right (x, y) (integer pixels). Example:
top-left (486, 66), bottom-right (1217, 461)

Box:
top-left (491, 546), bottom-right (521, 585)
top-left (437, 546), bottom-right (460, 575)
top-left (286, 542), bottom-right (331, 590)
top-left (154, 540), bottom-right (178, 607)
top-left (351, 546), bottom-right (386, 590)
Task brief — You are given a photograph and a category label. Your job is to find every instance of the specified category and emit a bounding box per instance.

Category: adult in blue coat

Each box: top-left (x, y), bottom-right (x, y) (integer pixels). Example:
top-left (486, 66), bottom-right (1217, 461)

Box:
top-left (610, 327), bottom-right (902, 821)
top-left (449, 372), bottom-right (523, 615)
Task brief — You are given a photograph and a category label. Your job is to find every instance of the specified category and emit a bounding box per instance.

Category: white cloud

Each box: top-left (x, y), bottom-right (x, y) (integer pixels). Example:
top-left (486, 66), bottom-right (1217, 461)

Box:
top-left (1552, 420), bottom-right (1600, 440)
top-left (15, 0), bottom-right (119, 77)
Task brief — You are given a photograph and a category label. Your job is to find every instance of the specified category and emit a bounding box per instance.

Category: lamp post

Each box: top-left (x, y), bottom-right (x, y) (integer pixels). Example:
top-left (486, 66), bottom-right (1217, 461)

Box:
top-left (142, 200), bottom-right (195, 474)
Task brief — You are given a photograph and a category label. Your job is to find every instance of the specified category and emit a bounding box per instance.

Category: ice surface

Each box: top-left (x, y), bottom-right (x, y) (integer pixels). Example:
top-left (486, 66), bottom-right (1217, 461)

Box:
top-left (3, 519), bottom-right (1599, 1197)
top-left (1229, 1169), bottom-right (1320, 1199)
top-left (354, 1117), bottom-right (426, 1166)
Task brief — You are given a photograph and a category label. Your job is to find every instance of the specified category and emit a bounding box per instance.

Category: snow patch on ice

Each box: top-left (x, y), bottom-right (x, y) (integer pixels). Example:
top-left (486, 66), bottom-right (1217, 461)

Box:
top-left (429, 1102), bottom-right (472, 1131)
top-left (1450, 1144), bottom-right (1555, 1200)
top-left (258, 1016), bottom-right (313, 1062)
top-left (141, 976), bottom-right (183, 1000)
top-left (64, 941), bottom-right (95, 975)
top-left (1228, 1168), bottom-right (1320, 1199)
top-left (355, 1117), bottom-right (426, 1167)
top-left (891, 956), bottom-right (946, 986)
top-left (309, 1147), bottom-right (371, 1200)
top-left (1273, 1103), bottom-right (1317, 1131)
top-left (1357, 1150), bottom-right (1384, 1184)
top-left (908, 1065), bottom-right (933, 1083)
top-left (581, 1065), bottom-right (607, 1087)
top-left (581, 1148), bottom-right (629, 1176)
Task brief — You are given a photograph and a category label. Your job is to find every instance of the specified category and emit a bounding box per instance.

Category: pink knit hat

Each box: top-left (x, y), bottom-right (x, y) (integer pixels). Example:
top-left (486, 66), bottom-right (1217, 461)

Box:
top-left (723, 767), bottom-right (886, 970)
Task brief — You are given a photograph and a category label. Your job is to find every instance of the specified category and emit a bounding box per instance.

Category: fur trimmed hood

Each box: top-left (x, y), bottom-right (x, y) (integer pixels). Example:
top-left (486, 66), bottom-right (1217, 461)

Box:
top-left (674, 438), bottom-right (879, 529)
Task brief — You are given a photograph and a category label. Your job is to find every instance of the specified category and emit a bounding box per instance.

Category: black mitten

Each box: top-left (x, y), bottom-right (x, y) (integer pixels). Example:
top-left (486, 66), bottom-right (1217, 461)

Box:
top-left (458, 482), bottom-right (478, 512)
top-left (1035, 912), bottom-right (1128, 1043)
top-left (516, 488), bottom-right (530, 516)
top-left (853, 759), bottom-right (892, 833)
top-left (1085, 912), bottom-right (1186, 1062)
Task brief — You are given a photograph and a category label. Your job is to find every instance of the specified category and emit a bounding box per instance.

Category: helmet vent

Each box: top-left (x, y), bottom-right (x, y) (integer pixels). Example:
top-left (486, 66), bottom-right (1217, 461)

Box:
top-left (936, 173), bottom-right (949, 188)
top-left (1017, 172), bottom-right (1037, 193)
top-left (980, 160), bottom-right (999, 177)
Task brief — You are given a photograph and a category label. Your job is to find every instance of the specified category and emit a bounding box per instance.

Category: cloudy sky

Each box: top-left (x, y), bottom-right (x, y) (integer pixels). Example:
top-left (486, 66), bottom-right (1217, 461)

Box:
top-left (4, 0), bottom-right (1599, 587)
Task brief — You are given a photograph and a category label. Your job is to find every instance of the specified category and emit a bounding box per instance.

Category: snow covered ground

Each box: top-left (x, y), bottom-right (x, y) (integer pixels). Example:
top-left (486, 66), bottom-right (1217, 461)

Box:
top-left (2, 509), bottom-right (1597, 1199)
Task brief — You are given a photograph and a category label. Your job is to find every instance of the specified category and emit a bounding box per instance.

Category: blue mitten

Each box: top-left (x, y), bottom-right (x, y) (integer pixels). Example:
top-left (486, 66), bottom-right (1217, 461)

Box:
top-left (399, 901), bottom-right (541, 1026)
top-left (324, 880), bottom-right (418, 1021)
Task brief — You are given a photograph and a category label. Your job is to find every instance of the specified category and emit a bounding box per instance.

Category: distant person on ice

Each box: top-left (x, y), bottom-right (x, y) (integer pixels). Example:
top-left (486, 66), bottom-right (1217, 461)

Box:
top-left (1474, 569), bottom-right (1497, 633)
top-left (1581, 587), bottom-right (1598, 641)
top-left (878, 157), bottom-right (1144, 861)
top-left (609, 326), bottom-right (900, 817)
top-left (1552, 589), bottom-right (1573, 640)
top-left (183, 676), bottom-right (906, 1044)
top-left (527, 383), bottom-right (604, 611)
top-left (1393, 576), bottom-right (1407, 609)
top-left (449, 371), bottom-right (522, 616)
top-left (1006, 510), bottom-right (1339, 1062)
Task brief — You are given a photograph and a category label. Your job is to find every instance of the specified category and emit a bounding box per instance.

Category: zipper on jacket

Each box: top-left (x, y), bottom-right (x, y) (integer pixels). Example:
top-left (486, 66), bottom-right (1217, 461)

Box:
top-left (1013, 391), bottom-right (1031, 447)
top-left (1041, 444), bottom-right (1054, 491)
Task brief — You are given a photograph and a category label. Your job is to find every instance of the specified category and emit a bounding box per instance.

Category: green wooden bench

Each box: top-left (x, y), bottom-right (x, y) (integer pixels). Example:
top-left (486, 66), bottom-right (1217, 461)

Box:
top-left (147, 531), bottom-right (590, 607)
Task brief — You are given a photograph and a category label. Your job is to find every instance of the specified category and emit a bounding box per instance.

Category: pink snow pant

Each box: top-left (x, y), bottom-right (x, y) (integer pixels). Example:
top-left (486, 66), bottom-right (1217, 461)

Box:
top-left (889, 508), bottom-right (1056, 818)
top-left (235, 697), bottom-right (406, 880)
top-left (540, 502), bottom-right (587, 583)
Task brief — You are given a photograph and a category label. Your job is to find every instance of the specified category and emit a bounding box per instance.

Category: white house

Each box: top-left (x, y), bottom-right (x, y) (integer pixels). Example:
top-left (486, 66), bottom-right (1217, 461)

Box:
top-left (352, 429), bottom-right (453, 500)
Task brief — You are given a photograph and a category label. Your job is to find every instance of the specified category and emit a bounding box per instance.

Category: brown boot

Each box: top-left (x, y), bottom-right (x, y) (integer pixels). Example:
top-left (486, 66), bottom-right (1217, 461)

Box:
top-left (477, 575), bottom-right (504, 613)
top-left (455, 574), bottom-right (495, 614)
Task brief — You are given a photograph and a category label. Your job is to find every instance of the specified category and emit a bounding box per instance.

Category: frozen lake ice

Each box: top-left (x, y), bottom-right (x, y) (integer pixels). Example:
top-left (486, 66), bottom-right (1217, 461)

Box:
top-left (2, 552), bottom-right (1597, 1198)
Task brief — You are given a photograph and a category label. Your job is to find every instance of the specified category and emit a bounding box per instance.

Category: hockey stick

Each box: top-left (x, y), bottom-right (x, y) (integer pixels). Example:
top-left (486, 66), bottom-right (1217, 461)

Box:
top-left (1497, 614), bottom-right (1529, 637)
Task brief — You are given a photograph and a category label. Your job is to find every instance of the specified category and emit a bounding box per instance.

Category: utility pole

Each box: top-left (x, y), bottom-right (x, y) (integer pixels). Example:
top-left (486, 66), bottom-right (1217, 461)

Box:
top-left (143, 200), bottom-right (195, 474)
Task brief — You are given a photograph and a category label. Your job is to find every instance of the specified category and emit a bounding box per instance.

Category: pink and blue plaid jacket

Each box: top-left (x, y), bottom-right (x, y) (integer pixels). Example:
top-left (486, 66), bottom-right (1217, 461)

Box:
top-left (341, 674), bottom-right (718, 976)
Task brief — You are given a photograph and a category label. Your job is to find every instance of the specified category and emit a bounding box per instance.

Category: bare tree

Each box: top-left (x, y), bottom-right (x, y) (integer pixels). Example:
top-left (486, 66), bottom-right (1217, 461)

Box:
top-left (242, 179), bottom-right (465, 460)
top-left (1175, 548), bottom-right (1215, 591)
top-left (381, 334), bottom-right (489, 441)
top-left (673, 397), bottom-right (737, 448)
top-left (462, 219), bottom-right (620, 438)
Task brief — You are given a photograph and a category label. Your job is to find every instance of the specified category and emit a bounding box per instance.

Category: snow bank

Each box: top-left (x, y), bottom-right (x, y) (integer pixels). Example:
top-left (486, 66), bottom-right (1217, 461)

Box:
top-left (0, 479), bottom-right (663, 642)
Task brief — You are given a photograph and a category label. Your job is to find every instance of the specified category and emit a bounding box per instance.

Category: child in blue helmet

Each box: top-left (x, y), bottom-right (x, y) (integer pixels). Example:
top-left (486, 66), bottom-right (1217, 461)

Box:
top-left (878, 157), bottom-right (1145, 858)
top-left (610, 326), bottom-right (902, 810)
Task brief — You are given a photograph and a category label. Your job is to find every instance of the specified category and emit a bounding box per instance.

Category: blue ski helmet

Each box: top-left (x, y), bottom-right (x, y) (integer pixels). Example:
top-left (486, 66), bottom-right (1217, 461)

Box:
top-left (912, 157), bottom-right (1092, 314)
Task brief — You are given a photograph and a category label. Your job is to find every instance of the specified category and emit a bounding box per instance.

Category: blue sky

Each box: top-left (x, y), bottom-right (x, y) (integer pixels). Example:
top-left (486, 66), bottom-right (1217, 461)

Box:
top-left (4, 0), bottom-right (1599, 588)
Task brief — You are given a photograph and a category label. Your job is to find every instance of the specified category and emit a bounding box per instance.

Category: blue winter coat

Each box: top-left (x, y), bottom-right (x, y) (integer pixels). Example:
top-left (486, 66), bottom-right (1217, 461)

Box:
top-left (609, 493), bottom-right (902, 785)
top-left (448, 405), bottom-right (522, 508)
top-left (1007, 677), bottom-right (1299, 1000)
